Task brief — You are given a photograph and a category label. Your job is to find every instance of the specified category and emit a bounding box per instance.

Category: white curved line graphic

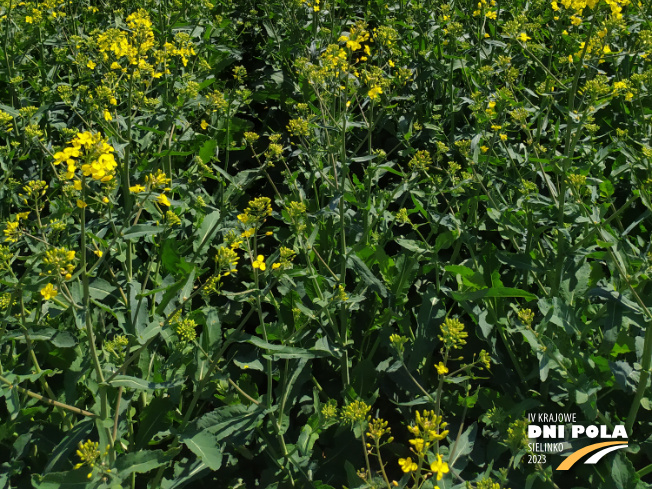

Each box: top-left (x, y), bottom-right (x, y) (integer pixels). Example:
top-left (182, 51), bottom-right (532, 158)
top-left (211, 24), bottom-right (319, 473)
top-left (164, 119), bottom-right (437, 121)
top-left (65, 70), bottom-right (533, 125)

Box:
top-left (583, 444), bottom-right (628, 464)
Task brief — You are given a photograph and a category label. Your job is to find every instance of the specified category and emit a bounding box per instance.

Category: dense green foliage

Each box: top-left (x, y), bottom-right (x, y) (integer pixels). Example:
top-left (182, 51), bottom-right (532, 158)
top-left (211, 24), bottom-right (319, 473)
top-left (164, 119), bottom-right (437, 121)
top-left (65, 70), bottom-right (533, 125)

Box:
top-left (1, 0), bottom-right (652, 487)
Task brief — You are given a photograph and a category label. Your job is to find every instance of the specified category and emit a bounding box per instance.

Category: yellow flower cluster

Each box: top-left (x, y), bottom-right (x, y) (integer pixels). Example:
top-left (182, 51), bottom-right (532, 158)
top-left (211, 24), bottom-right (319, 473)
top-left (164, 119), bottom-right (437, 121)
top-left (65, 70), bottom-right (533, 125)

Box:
top-left (43, 247), bottom-right (76, 280)
top-left (473, 0), bottom-right (498, 18)
top-left (105, 335), bottom-right (129, 360)
top-left (439, 317), bottom-right (468, 350)
top-left (408, 150), bottom-right (432, 172)
top-left (3, 212), bottom-right (29, 243)
top-left (74, 440), bottom-right (100, 469)
top-left (338, 22), bottom-right (370, 52)
top-left (237, 197), bottom-right (273, 230)
top-left (215, 246), bottom-right (240, 277)
top-left (53, 131), bottom-right (117, 183)
top-left (341, 400), bottom-right (371, 423)
top-left (40, 283), bottom-right (58, 300)
top-left (271, 246), bottom-right (297, 271)
top-left (517, 308), bottom-right (535, 327)
top-left (408, 410), bottom-right (450, 453)
top-left (174, 318), bottom-right (197, 343)
top-left (252, 254), bottom-right (266, 271)
top-left (73, 439), bottom-right (110, 479)
top-left (555, 0), bottom-right (629, 18)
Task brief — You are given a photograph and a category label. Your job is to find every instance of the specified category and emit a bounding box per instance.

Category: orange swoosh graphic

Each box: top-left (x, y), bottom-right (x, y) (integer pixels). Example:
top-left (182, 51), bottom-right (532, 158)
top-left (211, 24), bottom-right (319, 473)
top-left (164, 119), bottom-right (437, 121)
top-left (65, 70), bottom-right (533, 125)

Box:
top-left (556, 441), bottom-right (628, 470)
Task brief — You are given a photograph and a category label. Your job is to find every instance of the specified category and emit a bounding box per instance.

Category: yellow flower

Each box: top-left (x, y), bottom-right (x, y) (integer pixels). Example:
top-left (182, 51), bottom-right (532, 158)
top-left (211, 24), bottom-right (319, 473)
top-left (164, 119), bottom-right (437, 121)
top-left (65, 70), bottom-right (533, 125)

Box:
top-left (157, 194), bottom-right (171, 206)
top-left (480, 145), bottom-right (489, 153)
top-left (200, 119), bottom-right (209, 130)
top-left (77, 200), bottom-right (87, 208)
top-left (368, 86), bottom-right (383, 100)
top-left (25, 16), bottom-right (33, 23)
top-left (129, 185), bottom-right (145, 193)
top-left (517, 32), bottom-right (531, 43)
top-left (87, 60), bottom-right (96, 70)
top-left (272, 263), bottom-right (281, 270)
top-left (40, 283), bottom-right (58, 300)
top-left (103, 109), bottom-right (112, 121)
top-left (430, 454), bottom-right (450, 481)
top-left (3, 221), bottom-right (20, 242)
top-left (252, 255), bottom-right (266, 271)
top-left (73, 180), bottom-right (82, 191)
top-left (499, 133), bottom-right (508, 141)
top-left (398, 457), bottom-right (418, 473)
top-left (409, 438), bottom-right (426, 453)
top-left (435, 362), bottom-right (449, 375)
top-left (94, 250), bottom-right (103, 258)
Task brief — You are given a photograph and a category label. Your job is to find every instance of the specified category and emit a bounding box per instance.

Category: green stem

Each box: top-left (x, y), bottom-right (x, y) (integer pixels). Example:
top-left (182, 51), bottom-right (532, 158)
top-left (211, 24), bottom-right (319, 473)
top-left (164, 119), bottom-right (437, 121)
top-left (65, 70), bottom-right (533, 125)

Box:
top-left (339, 102), bottom-right (350, 389)
top-left (553, 16), bottom-right (596, 296)
top-left (81, 179), bottom-right (113, 458)
top-left (359, 420), bottom-right (372, 481)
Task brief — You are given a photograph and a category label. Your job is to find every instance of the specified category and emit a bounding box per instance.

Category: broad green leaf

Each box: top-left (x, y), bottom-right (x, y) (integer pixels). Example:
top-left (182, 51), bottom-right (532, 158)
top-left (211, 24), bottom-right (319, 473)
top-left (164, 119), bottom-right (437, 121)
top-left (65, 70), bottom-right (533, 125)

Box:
top-left (196, 404), bottom-right (266, 445)
top-left (88, 278), bottom-right (116, 301)
top-left (179, 431), bottom-right (223, 471)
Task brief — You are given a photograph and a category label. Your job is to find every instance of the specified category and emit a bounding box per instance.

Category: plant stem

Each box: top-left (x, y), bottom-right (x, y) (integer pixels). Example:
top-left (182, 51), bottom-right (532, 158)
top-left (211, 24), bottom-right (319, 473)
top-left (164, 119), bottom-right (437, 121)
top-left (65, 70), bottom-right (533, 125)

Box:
top-left (0, 374), bottom-right (95, 417)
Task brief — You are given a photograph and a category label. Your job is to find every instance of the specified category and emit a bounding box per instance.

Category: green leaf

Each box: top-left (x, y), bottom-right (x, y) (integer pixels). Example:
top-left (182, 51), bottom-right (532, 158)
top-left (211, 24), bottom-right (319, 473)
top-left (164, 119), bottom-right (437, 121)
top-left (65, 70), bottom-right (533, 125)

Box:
top-left (449, 423), bottom-right (476, 470)
top-left (31, 470), bottom-right (94, 489)
top-left (611, 451), bottom-right (640, 489)
top-left (179, 431), bottom-right (223, 471)
top-left (50, 331), bottom-right (77, 348)
top-left (109, 375), bottom-right (184, 391)
top-left (347, 253), bottom-right (387, 298)
top-left (195, 404), bottom-right (266, 445)
top-left (198, 139), bottom-right (217, 165)
top-left (451, 287), bottom-right (536, 301)
top-left (193, 210), bottom-right (221, 255)
top-left (88, 278), bottom-right (115, 301)
top-left (161, 240), bottom-right (182, 274)
top-left (122, 225), bottom-right (165, 239)
top-left (235, 333), bottom-right (333, 360)
top-left (180, 268), bottom-right (196, 303)
top-left (160, 460), bottom-right (209, 489)
top-left (135, 397), bottom-right (174, 449)
top-left (44, 419), bottom-right (94, 473)
top-left (114, 450), bottom-right (173, 478)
